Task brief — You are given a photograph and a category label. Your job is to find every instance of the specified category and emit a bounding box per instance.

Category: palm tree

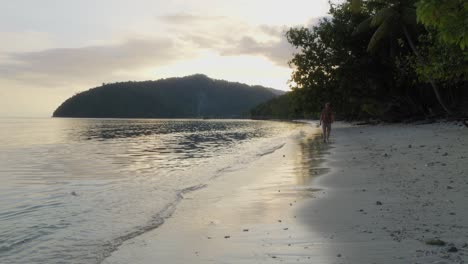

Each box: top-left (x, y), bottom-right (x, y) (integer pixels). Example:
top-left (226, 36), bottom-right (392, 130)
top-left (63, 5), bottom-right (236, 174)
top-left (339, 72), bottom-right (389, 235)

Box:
top-left (352, 0), bottom-right (452, 115)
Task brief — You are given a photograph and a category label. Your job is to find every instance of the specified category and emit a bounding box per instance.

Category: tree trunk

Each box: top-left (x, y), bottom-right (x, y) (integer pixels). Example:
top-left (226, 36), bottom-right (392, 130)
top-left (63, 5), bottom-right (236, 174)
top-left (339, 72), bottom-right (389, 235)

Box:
top-left (402, 26), bottom-right (452, 116)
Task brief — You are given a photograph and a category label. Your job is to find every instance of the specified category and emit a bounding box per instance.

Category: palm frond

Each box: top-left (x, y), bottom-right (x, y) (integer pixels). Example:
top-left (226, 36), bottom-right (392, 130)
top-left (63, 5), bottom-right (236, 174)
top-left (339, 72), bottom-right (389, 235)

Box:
top-left (353, 17), bottom-right (373, 36)
top-left (367, 18), bottom-right (392, 52)
top-left (371, 7), bottom-right (396, 27)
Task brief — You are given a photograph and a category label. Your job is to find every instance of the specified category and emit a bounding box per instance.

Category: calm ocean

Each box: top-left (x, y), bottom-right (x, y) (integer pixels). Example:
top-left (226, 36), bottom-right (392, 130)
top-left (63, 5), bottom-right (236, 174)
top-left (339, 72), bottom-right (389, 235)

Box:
top-left (0, 118), bottom-right (305, 264)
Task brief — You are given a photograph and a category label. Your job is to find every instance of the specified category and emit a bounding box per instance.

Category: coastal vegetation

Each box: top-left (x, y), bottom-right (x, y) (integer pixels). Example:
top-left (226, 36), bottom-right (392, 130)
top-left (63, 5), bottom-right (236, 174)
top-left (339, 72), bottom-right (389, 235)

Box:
top-left (251, 0), bottom-right (467, 121)
top-left (53, 74), bottom-right (283, 118)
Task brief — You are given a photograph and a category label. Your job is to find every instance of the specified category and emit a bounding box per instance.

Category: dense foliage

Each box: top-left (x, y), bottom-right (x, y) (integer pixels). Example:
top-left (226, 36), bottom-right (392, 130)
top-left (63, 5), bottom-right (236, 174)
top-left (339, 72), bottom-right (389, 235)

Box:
top-left (53, 74), bottom-right (283, 118)
top-left (252, 0), bottom-right (467, 121)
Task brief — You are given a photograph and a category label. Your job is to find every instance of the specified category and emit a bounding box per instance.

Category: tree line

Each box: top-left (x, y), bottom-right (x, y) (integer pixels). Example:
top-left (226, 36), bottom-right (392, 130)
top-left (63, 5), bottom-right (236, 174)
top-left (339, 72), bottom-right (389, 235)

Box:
top-left (251, 0), bottom-right (467, 121)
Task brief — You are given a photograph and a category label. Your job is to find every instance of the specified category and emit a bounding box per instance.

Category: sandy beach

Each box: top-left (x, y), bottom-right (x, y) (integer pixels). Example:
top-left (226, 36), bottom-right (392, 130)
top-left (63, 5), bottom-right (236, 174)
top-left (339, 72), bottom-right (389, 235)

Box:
top-left (103, 122), bottom-right (468, 264)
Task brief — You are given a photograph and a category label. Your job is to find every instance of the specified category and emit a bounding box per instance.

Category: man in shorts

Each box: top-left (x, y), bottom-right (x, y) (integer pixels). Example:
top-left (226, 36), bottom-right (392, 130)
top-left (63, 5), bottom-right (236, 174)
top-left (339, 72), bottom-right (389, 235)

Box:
top-left (319, 102), bottom-right (335, 143)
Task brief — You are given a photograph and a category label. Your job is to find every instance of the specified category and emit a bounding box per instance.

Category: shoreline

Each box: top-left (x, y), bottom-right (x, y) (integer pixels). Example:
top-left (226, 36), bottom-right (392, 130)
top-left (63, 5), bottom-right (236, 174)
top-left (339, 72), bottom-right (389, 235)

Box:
top-left (103, 124), bottom-right (329, 263)
top-left (103, 122), bottom-right (468, 263)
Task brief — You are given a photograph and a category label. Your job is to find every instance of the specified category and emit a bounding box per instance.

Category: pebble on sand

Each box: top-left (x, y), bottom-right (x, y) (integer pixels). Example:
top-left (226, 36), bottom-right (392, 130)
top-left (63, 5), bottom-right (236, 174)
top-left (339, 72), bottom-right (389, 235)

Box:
top-left (376, 201), bottom-right (383, 205)
top-left (224, 236), bottom-right (230, 239)
top-left (425, 238), bottom-right (446, 246)
top-left (447, 246), bottom-right (458, 253)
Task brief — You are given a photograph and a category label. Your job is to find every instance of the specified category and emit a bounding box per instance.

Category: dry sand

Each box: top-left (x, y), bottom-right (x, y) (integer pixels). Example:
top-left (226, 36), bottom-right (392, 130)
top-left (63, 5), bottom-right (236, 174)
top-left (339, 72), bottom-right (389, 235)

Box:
top-left (103, 122), bottom-right (468, 264)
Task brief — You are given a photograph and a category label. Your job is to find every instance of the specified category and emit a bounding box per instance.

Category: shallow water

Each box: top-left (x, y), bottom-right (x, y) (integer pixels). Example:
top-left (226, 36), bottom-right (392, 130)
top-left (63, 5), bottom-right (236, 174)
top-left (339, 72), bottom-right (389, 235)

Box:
top-left (0, 118), bottom-right (304, 264)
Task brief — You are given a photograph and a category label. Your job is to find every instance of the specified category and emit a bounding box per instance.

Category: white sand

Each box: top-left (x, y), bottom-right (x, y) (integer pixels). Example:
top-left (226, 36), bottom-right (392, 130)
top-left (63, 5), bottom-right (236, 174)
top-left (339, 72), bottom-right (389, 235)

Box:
top-left (103, 122), bottom-right (468, 264)
top-left (303, 122), bottom-right (468, 263)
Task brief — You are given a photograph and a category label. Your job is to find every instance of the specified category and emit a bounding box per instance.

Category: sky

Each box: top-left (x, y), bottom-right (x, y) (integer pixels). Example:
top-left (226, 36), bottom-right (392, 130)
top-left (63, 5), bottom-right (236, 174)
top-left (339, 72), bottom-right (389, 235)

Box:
top-left (0, 0), bottom-right (331, 117)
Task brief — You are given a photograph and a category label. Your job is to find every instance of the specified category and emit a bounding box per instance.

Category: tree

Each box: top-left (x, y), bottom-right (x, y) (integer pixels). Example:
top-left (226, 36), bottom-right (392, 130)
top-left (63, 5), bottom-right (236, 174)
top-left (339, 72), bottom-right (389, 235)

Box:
top-left (286, 2), bottom-right (394, 119)
top-left (352, 0), bottom-right (453, 115)
top-left (416, 0), bottom-right (468, 50)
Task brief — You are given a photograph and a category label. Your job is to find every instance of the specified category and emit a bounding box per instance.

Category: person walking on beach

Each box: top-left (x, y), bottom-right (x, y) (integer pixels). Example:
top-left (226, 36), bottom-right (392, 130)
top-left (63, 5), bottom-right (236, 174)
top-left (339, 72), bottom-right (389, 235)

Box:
top-left (319, 102), bottom-right (335, 143)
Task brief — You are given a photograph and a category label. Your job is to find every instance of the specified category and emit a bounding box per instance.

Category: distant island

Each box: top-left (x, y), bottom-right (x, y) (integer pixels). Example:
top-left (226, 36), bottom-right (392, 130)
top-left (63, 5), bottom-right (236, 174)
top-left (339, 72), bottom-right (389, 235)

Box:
top-left (53, 74), bottom-right (284, 118)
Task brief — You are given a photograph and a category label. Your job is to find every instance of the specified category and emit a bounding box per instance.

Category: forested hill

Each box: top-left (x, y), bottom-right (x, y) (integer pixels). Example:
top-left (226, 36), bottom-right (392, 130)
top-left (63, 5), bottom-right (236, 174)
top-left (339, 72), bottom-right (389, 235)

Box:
top-left (53, 74), bottom-right (284, 118)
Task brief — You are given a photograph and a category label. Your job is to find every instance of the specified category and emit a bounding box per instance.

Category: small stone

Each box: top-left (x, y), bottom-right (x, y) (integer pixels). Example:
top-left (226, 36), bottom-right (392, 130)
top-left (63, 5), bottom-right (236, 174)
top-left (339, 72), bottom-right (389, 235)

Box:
top-left (283, 228), bottom-right (289, 230)
top-left (278, 220), bottom-right (282, 222)
top-left (71, 191), bottom-right (78, 196)
top-left (448, 246), bottom-right (458, 253)
top-left (408, 144), bottom-right (412, 148)
top-left (426, 238), bottom-right (446, 246)
top-left (207, 237), bottom-right (212, 239)
top-left (376, 201), bottom-right (383, 205)
top-left (243, 229), bottom-right (249, 232)
top-left (383, 153), bottom-right (389, 157)
top-left (224, 236), bottom-right (230, 239)
top-left (442, 152), bottom-right (448, 156)
top-left (447, 186), bottom-right (454, 189)
top-left (337, 254), bottom-right (342, 257)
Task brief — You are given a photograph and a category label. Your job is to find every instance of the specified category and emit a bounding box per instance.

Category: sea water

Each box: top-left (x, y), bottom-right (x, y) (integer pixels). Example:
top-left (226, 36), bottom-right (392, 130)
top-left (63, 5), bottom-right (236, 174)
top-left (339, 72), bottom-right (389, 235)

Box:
top-left (0, 118), bottom-right (305, 264)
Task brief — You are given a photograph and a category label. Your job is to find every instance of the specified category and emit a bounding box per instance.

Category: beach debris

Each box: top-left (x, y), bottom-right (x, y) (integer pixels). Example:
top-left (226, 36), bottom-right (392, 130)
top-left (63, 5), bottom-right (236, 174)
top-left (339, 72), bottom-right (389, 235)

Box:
top-left (408, 144), bottom-right (412, 148)
top-left (283, 228), bottom-right (289, 230)
top-left (425, 238), bottom-right (446, 246)
top-left (278, 220), bottom-right (282, 222)
top-left (288, 243), bottom-right (291, 246)
top-left (420, 145), bottom-right (426, 147)
top-left (462, 243), bottom-right (468, 248)
top-left (283, 155), bottom-right (285, 157)
top-left (337, 254), bottom-right (342, 257)
top-left (224, 235), bottom-right (230, 239)
top-left (447, 246), bottom-right (458, 253)
top-left (383, 153), bottom-right (389, 157)
top-left (376, 201), bottom-right (383, 205)
top-left (71, 191), bottom-right (78, 196)
top-left (243, 229), bottom-right (249, 232)
top-left (446, 186), bottom-right (453, 189)
top-left (207, 236), bottom-right (212, 239)
top-left (442, 152), bottom-right (448, 156)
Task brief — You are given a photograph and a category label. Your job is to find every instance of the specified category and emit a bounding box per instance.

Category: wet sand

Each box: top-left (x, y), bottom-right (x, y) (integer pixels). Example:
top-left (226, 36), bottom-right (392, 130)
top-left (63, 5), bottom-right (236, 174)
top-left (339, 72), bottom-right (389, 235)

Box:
top-left (103, 125), bottom-right (330, 263)
top-left (103, 122), bottom-right (468, 264)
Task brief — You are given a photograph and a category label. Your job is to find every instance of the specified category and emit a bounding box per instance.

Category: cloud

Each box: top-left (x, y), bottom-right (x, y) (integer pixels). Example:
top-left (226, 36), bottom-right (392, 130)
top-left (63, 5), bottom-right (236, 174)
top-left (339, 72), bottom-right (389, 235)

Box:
top-left (0, 37), bottom-right (191, 86)
top-left (218, 35), bottom-right (295, 66)
top-left (0, 13), bottom-right (302, 89)
top-left (158, 13), bottom-right (227, 24)
top-left (157, 15), bottom-right (296, 66)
